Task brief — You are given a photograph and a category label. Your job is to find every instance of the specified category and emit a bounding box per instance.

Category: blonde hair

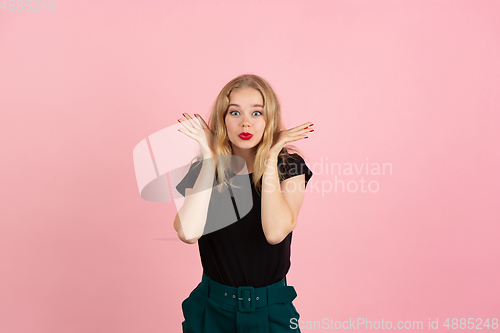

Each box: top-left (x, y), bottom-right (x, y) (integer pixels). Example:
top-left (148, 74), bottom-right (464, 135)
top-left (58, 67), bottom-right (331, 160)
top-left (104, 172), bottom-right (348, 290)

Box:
top-left (190, 74), bottom-right (307, 197)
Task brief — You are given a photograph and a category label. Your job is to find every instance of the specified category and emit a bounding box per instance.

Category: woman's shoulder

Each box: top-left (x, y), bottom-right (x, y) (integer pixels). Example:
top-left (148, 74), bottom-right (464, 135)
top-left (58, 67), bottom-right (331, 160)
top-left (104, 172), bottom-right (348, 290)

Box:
top-left (277, 151), bottom-right (313, 183)
top-left (279, 151), bottom-right (307, 166)
top-left (175, 158), bottom-right (205, 197)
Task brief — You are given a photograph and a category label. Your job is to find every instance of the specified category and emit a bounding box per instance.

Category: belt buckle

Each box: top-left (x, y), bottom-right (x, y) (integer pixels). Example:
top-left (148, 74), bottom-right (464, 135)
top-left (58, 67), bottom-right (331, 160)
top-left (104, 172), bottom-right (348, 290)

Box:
top-left (237, 286), bottom-right (255, 312)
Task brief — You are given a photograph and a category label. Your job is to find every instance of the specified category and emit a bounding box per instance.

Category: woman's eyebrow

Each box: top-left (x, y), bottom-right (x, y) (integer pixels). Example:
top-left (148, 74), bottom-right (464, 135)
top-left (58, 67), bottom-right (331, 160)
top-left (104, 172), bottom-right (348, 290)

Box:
top-left (228, 103), bottom-right (263, 108)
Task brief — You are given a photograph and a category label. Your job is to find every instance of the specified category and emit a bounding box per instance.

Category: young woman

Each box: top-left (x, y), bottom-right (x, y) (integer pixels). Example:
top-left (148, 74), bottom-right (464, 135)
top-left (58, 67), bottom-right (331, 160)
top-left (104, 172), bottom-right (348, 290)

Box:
top-left (174, 74), bottom-right (313, 332)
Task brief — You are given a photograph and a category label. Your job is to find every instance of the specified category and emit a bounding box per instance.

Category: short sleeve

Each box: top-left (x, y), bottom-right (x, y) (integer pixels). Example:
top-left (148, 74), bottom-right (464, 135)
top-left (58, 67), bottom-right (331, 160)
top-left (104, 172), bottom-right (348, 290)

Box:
top-left (175, 161), bottom-right (203, 197)
top-left (278, 153), bottom-right (313, 188)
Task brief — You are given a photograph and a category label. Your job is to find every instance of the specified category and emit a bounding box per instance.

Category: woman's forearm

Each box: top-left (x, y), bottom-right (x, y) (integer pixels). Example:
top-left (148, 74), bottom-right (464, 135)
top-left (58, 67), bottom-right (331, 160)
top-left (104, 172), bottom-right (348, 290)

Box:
top-left (174, 153), bottom-right (215, 243)
top-left (261, 153), bottom-right (294, 245)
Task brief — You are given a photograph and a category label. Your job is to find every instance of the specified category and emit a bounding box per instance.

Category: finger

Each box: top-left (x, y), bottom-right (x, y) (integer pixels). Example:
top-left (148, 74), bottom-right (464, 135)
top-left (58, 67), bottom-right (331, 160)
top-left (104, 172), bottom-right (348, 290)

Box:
top-left (183, 113), bottom-right (203, 130)
top-left (177, 127), bottom-right (189, 136)
top-left (178, 118), bottom-right (198, 133)
top-left (295, 122), bottom-right (314, 129)
top-left (287, 122), bottom-right (314, 132)
top-left (178, 127), bottom-right (198, 139)
top-left (287, 127), bottom-right (314, 136)
top-left (285, 134), bottom-right (309, 143)
top-left (194, 114), bottom-right (209, 128)
top-left (178, 115), bottom-right (202, 133)
top-left (287, 131), bottom-right (311, 142)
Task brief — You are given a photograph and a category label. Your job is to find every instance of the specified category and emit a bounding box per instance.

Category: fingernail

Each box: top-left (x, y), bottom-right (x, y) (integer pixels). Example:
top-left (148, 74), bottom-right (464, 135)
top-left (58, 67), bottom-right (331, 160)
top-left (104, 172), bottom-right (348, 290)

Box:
top-left (305, 136), bottom-right (308, 139)
top-left (304, 126), bottom-right (309, 129)
top-left (177, 119), bottom-right (181, 122)
top-left (310, 123), bottom-right (314, 126)
top-left (309, 129), bottom-right (314, 132)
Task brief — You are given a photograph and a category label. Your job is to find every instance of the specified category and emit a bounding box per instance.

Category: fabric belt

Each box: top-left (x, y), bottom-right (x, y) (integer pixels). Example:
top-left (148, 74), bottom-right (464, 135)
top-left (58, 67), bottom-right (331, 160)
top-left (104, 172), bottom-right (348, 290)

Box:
top-left (203, 272), bottom-right (297, 313)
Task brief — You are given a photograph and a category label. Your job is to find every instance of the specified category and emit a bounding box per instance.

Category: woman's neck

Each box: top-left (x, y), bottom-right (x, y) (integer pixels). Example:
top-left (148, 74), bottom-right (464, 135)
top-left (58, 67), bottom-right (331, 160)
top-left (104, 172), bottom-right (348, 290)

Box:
top-left (231, 145), bottom-right (256, 174)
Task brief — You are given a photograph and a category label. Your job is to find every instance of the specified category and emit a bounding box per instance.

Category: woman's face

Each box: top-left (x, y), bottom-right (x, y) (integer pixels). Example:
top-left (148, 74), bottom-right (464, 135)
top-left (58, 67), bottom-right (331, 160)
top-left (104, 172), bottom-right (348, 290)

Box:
top-left (225, 87), bottom-right (267, 152)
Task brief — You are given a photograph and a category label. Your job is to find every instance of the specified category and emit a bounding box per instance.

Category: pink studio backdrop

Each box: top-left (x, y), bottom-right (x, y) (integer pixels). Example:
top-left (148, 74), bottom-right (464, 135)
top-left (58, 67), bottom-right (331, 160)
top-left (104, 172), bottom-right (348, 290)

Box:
top-left (1, 0), bottom-right (499, 332)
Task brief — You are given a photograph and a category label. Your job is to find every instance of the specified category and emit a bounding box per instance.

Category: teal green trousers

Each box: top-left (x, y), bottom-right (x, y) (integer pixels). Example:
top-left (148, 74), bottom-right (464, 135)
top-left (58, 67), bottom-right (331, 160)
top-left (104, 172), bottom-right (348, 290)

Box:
top-left (181, 272), bottom-right (301, 332)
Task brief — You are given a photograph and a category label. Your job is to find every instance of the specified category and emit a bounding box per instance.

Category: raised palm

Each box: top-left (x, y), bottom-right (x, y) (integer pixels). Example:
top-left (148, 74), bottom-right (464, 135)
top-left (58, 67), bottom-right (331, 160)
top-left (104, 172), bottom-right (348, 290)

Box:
top-left (178, 113), bottom-right (214, 156)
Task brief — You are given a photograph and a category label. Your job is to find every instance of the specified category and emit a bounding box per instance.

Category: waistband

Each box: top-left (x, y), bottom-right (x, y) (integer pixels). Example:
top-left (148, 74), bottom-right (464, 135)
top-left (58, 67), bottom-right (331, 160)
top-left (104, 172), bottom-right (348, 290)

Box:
top-left (202, 272), bottom-right (297, 313)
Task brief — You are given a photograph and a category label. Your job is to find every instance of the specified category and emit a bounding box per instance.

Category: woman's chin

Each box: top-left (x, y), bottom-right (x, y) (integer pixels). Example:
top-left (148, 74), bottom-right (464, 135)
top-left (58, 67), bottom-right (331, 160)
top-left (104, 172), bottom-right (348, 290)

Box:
top-left (232, 143), bottom-right (258, 151)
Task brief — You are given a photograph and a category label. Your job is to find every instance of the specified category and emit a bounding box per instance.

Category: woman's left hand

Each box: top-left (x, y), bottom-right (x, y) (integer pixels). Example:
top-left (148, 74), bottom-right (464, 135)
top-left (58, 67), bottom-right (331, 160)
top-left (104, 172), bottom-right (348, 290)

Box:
top-left (268, 122), bottom-right (314, 157)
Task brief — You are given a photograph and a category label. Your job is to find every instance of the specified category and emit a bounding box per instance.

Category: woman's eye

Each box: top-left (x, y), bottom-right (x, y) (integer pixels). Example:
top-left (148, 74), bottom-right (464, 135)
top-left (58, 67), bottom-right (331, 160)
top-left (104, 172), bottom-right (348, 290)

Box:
top-left (228, 110), bottom-right (262, 116)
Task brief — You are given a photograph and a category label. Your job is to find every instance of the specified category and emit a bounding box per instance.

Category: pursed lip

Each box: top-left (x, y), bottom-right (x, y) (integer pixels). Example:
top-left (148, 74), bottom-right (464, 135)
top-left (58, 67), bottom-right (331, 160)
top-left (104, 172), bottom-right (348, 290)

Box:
top-left (239, 132), bottom-right (253, 140)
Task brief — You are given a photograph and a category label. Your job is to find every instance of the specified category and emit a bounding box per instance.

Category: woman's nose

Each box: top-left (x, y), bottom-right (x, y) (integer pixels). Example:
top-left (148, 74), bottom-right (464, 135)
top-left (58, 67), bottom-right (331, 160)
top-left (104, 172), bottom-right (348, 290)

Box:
top-left (240, 116), bottom-right (251, 127)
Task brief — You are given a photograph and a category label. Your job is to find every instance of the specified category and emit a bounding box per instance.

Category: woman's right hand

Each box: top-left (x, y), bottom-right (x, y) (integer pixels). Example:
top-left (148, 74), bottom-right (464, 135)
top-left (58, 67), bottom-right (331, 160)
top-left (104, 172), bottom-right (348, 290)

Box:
top-left (178, 113), bottom-right (214, 158)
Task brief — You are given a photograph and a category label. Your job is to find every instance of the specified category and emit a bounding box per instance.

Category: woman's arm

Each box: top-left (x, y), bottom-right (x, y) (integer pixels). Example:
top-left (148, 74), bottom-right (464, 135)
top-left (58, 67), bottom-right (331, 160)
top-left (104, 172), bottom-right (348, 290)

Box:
top-left (173, 153), bottom-right (215, 244)
top-left (174, 113), bottom-right (216, 244)
top-left (261, 153), bottom-right (306, 245)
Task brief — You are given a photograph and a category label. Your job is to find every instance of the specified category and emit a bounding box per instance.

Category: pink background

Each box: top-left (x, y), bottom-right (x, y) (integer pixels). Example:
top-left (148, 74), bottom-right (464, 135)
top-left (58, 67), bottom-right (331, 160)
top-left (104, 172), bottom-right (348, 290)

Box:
top-left (1, 0), bottom-right (499, 332)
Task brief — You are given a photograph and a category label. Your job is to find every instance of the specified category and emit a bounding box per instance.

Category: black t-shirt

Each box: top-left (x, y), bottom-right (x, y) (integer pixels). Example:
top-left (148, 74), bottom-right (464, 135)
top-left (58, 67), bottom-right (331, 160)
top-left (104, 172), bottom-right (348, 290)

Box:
top-left (175, 153), bottom-right (313, 288)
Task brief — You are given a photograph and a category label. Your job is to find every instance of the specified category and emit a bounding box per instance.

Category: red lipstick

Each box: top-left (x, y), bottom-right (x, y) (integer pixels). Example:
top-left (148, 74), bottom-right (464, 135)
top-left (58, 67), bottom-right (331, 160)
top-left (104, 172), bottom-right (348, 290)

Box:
top-left (239, 132), bottom-right (253, 140)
